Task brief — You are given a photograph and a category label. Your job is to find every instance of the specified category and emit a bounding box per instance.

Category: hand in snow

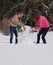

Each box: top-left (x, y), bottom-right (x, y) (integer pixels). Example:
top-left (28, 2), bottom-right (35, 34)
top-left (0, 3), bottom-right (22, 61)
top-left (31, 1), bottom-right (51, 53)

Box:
top-left (21, 26), bottom-right (26, 31)
top-left (29, 27), bottom-right (38, 33)
top-left (29, 28), bottom-right (35, 33)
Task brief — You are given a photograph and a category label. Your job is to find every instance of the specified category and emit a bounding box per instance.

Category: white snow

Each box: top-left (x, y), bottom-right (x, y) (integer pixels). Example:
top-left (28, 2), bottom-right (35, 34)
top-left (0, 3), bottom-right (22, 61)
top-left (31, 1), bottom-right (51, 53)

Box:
top-left (0, 26), bottom-right (53, 65)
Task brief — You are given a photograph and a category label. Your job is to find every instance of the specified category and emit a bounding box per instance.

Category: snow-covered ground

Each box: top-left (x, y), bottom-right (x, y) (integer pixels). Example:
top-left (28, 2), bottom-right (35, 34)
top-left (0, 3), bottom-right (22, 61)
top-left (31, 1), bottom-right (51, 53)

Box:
top-left (0, 27), bottom-right (53, 65)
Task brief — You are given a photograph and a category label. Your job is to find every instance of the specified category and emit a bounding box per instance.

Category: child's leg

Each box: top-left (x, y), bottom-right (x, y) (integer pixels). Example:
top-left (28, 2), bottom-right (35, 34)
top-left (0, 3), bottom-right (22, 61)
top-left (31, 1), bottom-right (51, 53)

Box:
top-left (41, 28), bottom-right (49, 43)
top-left (37, 29), bottom-right (43, 43)
top-left (14, 27), bottom-right (18, 44)
top-left (10, 26), bottom-right (13, 43)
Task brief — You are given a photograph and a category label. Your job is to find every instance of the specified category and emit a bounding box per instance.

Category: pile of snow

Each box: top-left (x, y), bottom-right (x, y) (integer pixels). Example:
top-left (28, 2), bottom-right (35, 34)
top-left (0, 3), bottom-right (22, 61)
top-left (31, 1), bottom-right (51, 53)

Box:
top-left (19, 26), bottom-right (34, 45)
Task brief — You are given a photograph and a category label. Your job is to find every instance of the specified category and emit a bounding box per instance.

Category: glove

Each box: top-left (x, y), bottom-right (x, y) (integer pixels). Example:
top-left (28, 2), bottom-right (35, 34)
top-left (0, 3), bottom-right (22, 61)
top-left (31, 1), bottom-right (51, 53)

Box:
top-left (32, 28), bottom-right (35, 31)
top-left (29, 27), bottom-right (35, 33)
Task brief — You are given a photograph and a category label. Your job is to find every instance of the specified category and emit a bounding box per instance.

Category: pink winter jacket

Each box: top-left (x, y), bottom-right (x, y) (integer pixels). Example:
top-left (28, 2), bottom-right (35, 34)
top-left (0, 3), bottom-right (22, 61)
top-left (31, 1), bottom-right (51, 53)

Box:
top-left (34, 15), bottom-right (50, 30)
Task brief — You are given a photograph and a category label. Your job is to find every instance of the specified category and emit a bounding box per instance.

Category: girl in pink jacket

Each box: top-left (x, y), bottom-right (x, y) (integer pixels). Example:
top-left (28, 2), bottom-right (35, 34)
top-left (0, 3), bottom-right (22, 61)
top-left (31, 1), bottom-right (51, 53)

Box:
top-left (32, 10), bottom-right (50, 44)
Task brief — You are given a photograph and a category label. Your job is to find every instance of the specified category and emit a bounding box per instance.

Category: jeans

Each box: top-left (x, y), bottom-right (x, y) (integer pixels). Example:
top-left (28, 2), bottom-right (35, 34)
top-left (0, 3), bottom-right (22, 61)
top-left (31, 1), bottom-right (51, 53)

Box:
top-left (37, 27), bottom-right (49, 43)
top-left (10, 26), bottom-right (18, 43)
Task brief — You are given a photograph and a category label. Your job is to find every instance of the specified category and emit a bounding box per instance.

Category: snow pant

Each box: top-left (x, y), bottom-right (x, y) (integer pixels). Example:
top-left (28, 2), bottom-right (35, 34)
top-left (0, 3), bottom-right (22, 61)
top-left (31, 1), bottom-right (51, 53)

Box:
top-left (10, 26), bottom-right (18, 43)
top-left (37, 27), bottom-right (49, 43)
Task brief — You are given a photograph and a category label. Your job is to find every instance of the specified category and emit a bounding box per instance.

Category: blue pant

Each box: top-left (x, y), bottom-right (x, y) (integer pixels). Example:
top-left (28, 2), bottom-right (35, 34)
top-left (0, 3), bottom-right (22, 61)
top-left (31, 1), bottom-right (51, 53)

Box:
top-left (37, 27), bottom-right (49, 43)
top-left (10, 26), bottom-right (18, 43)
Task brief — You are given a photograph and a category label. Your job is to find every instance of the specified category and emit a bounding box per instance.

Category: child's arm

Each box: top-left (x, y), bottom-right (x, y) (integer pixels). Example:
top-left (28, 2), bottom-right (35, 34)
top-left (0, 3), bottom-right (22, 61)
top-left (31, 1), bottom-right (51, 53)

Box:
top-left (33, 19), bottom-right (42, 30)
top-left (17, 18), bottom-right (24, 27)
top-left (16, 18), bottom-right (26, 30)
top-left (30, 20), bottom-right (42, 32)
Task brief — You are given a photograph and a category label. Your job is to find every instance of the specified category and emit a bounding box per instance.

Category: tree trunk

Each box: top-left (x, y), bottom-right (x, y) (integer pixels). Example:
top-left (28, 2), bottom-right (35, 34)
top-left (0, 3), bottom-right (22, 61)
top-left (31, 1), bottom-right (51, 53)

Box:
top-left (2, 17), bottom-right (10, 35)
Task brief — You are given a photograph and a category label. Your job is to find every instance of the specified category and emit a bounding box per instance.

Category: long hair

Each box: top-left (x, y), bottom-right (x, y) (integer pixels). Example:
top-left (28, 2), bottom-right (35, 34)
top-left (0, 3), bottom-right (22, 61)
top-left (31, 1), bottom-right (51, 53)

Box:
top-left (32, 9), bottom-right (41, 20)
